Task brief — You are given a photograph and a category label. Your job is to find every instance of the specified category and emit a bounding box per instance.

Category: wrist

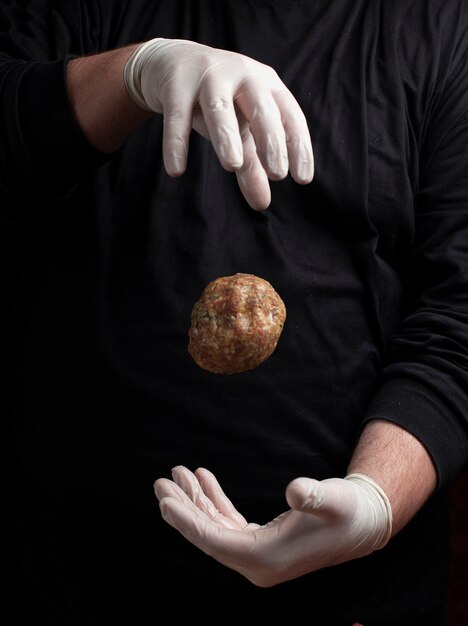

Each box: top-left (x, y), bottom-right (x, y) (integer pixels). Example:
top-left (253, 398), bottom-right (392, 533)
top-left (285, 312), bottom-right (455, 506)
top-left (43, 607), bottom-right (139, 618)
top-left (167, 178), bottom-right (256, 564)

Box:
top-left (123, 38), bottom-right (163, 111)
top-left (348, 419), bottom-right (437, 535)
top-left (67, 45), bottom-right (153, 153)
top-left (344, 472), bottom-right (393, 550)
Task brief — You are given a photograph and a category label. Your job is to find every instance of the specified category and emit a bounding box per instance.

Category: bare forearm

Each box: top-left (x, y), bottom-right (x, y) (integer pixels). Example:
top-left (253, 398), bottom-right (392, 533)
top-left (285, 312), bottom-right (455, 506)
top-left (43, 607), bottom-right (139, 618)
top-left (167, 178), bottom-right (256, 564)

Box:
top-left (66, 45), bottom-right (154, 153)
top-left (347, 419), bottom-right (437, 536)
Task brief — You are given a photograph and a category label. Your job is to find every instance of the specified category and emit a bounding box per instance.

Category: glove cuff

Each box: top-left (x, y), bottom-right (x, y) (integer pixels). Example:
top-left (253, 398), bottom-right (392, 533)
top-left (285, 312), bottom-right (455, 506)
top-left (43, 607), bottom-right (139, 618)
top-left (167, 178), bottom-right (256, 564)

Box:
top-left (123, 38), bottom-right (161, 111)
top-left (345, 473), bottom-right (393, 550)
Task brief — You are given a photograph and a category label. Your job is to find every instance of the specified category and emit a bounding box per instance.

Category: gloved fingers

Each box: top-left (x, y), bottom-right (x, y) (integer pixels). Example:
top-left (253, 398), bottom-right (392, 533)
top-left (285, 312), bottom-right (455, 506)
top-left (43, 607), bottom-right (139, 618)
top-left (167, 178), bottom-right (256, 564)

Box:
top-left (128, 38), bottom-right (314, 197)
top-left (158, 88), bottom-right (196, 177)
top-left (154, 474), bottom-right (201, 507)
top-left (169, 465), bottom-right (220, 518)
top-left (154, 475), bottom-right (241, 531)
top-left (135, 41), bottom-right (196, 176)
top-left (157, 492), bottom-right (256, 566)
top-left (286, 477), bottom-right (358, 522)
top-left (194, 110), bottom-right (271, 209)
top-left (154, 476), bottom-right (204, 518)
top-left (159, 465), bottom-right (247, 529)
top-left (273, 88), bottom-right (315, 184)
top-left (235, 79), bottom-right (289, 181)
top-left (235, 126), bottom-right (272, 210)
top-left (192, 105), bottom-right (212, 142)
top-left (198, 78), bottom-right (244, 172)
top-left (194, 467), bottom-right (250, 528)
top-left (155, 468), bottom-right (262, 576)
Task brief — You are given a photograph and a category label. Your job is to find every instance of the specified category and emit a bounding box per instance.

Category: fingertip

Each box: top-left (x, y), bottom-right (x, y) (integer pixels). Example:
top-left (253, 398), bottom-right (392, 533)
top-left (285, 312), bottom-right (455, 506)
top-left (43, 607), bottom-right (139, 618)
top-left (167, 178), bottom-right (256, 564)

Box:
top-left (216, 144), bottom-right (244, 173)
top-left (164, 161), bottom-right (187, 178)
top-left (166, 168), bottom-right (185, 178)
top-left (250, 198), bottom-right (271, 211)
top-left (158, 496), bottom-right (174, 523)
top-left (170, 465), bottom-right (192, 483)
top-left (236, 170), bottom-right (271, 210)
top-left (217, 137), bottom-right (244, 172)
top-left (263, 144), bottom-right (289, 182)
top-left (194, 467), bottom-right (212, 482)
top-left (153, 478), bottom-right (167, 500)
top-left (163, 133), bottom-right (189, 177)
top-left (285, 477), bottom-right (305, 508)
top-left (286, 477), bottom-right (322, 511)
top-left (294, 165), bottom-right (314, 186)
top-left (267, 169), bottom-right (288, 183)
top-left (291, 146), bottom-right (314, 185)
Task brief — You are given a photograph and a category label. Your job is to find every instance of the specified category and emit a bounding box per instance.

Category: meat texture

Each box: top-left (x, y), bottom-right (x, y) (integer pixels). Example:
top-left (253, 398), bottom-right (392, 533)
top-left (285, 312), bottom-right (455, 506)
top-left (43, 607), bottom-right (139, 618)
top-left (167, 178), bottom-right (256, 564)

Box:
top-left (188, 273), bottom-right (286, 374)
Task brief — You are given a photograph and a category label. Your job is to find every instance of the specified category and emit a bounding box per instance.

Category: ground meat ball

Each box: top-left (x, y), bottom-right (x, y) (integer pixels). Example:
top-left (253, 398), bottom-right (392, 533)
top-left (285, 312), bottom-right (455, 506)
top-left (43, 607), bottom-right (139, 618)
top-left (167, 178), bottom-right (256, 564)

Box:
top-left (188, 273), bottom-right (287, 374)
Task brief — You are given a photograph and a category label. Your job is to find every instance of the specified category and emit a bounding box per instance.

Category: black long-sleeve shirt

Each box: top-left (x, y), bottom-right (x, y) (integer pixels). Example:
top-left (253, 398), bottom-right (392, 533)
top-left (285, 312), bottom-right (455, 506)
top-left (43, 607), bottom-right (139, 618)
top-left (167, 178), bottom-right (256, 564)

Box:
top-left (1, 1), bottom-right (467, 625)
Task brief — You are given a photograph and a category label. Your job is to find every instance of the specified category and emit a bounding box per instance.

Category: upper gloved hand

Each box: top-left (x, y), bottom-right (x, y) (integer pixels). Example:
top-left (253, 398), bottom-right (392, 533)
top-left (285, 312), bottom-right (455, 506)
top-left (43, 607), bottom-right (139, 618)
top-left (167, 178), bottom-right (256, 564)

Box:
top-left (124, 38), bottom-right (314, 209)
top-left (154, 465), bottom-right (393, 587)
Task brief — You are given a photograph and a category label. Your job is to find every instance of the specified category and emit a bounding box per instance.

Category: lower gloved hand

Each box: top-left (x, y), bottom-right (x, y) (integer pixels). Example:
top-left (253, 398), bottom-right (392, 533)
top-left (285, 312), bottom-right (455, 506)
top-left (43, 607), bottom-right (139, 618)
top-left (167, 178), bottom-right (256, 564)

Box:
top-left (154, 466), bottom-right (392, 587)
top-left (124, 38), bottom-right (314, 209)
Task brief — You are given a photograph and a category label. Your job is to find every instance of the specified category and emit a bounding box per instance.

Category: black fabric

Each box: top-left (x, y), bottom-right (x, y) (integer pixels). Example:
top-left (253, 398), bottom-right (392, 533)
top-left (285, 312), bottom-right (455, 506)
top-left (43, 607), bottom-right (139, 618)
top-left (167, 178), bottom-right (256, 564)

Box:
top-left (1, 1), bottom-right (467, 624)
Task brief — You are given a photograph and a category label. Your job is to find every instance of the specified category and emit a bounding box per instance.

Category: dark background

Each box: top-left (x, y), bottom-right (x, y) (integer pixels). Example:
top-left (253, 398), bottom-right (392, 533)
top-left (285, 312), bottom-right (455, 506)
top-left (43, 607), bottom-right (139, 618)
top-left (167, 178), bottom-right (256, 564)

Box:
top-left (447, 466), bottom-right (468, 625)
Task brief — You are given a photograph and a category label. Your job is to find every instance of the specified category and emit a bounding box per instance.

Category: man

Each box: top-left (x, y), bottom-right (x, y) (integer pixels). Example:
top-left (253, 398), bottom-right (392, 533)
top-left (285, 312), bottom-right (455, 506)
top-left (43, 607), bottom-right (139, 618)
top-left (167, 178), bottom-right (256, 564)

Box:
top-left (1, 1), bottom-right (467, 624)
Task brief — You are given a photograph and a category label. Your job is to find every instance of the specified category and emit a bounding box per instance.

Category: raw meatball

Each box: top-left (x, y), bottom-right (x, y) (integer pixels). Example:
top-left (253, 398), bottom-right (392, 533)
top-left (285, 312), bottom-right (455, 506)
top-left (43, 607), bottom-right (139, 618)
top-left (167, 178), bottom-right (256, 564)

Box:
top-left (188, 273), bottom-right (286, 374)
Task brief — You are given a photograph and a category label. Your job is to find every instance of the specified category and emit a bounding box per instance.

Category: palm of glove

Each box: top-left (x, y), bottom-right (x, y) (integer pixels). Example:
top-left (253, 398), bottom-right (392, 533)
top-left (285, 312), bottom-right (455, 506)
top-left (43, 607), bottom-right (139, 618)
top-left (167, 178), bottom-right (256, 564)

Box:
top-left (154, 466), bottom-right (392, 587)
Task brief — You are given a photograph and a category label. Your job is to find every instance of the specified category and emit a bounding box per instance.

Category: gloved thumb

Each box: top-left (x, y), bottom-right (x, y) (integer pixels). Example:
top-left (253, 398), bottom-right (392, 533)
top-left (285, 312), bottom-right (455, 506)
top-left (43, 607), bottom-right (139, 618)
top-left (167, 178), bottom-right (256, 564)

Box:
top-left (286, 474), bottom-right (393, 553)
top-left (285, 476), bottom-right (354, 520)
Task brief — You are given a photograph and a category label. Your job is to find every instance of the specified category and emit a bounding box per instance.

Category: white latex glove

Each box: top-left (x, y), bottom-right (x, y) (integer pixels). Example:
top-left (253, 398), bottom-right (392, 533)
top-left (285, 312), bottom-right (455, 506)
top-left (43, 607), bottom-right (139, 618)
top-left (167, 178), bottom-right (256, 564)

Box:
top-left (124, 38), bottom-right (314, 209)
top-left (154, 466), bottom-right (393, 588)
